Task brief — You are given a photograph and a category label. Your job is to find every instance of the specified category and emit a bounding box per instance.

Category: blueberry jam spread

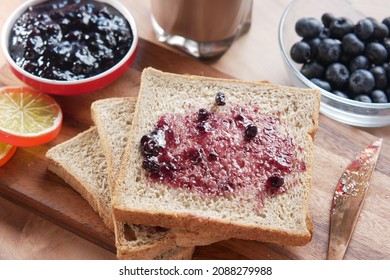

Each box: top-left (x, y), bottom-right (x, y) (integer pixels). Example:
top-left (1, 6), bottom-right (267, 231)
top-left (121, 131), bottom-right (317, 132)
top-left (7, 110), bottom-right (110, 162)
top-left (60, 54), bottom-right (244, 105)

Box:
top-left (290, 14), bottom-right (390, 103)
top-left (8, 0), bottom-right (133, 81)
top-left (140, 95), bottom-right (306, 203)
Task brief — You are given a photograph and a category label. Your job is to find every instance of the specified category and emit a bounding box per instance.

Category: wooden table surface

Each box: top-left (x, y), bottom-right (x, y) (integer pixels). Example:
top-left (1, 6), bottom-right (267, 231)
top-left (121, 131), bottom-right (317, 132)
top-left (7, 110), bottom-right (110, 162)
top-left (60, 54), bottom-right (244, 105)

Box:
top-left (0, 0), bottom-right (389, 260)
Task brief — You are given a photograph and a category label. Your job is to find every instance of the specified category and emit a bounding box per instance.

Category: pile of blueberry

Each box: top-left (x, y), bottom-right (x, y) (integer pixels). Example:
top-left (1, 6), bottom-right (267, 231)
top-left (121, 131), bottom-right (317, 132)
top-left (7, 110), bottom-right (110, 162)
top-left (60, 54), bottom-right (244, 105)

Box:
top-left (8, 0), bottom-right (133, 81)
top-left (290, 13), bottom-right (390, 103)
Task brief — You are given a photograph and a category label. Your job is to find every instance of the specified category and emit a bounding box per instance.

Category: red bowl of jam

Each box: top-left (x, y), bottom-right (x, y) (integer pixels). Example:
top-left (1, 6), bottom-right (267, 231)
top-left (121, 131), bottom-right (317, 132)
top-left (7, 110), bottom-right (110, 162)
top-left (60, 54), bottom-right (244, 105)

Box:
top-left (1, 0), bottom-right (138, 95)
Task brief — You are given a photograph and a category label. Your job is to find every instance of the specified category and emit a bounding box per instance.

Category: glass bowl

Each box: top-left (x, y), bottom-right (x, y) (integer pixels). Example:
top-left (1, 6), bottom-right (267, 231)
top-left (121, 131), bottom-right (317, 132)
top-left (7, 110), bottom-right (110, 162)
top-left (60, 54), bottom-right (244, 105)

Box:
top-left (1, 0), bottom-right (138, 96)
top-left (278, 0), bottom-right (390, 127)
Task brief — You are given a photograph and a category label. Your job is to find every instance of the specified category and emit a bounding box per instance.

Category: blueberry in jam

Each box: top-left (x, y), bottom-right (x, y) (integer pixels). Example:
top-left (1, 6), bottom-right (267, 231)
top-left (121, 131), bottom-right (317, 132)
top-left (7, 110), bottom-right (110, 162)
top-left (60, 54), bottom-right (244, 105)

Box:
top-left (215, 92), bottom-right (226, 106)
top-left (197, 108), bottom-right (210, 121)
top-left (208, 152), bottom-right (218, 161)
top-left (266, 176), bottom-right (285, 195)
top-left (196, 122), bottom-right (211, 133)
top-left (186, 148), bottom-right (203, 164)
top-left (142, 157), bottom-right (160, 174)
top-left (244, 124), bottom-right (258, 140)
top-left (8, 0), bottom-right (133, 81)
top-left (266, 176), bottom-right (284, 188)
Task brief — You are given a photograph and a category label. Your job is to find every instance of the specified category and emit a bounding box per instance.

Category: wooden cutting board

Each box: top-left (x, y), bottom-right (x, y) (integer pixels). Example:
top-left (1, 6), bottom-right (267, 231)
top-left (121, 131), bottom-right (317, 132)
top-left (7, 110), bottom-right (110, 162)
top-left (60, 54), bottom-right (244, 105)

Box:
top-left (0, 38), bottom-right (389, 260)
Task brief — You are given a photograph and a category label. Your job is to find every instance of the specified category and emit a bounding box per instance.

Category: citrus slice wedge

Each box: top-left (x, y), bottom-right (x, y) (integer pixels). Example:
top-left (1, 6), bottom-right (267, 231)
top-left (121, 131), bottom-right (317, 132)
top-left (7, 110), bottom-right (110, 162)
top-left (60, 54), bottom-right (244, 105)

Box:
top-left (0, 142), bottom-right (17, 167)
top-left (0, 87), bottom-right (63, 147)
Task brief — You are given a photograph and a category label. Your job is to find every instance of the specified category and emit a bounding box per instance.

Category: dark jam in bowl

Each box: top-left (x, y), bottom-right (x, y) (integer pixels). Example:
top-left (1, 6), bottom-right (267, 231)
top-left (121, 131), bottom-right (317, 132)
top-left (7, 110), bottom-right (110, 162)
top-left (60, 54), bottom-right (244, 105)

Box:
top-left (141, 105), bottom-right (306, 205)
top-left (8, 0), bottom-right (133, 81)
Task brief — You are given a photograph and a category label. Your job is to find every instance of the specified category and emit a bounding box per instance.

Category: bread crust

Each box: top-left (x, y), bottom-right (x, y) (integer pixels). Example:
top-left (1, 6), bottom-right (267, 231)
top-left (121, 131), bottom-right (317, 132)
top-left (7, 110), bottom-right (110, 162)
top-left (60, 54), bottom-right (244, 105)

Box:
top-left (113, 208), bottom-right (312, 246)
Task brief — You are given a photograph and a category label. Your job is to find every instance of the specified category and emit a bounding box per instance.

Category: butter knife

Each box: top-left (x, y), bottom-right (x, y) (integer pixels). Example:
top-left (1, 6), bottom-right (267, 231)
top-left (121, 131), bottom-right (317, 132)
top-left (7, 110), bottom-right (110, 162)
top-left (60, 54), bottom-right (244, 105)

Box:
top-left (327, 138), bottom-right (382, 260)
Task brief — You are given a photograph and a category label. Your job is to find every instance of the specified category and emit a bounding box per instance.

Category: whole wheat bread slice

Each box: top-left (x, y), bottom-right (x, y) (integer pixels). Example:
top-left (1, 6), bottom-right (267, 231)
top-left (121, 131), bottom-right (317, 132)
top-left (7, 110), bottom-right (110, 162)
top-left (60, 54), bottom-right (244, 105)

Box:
top-left (91, 97), bottom-right (137, 192)
top-left (46, 127), bottom-right (193, 260)
top-left (91, 97), bottom-right (228, 247)
top-left (113, 67), bottom-right (320, 246)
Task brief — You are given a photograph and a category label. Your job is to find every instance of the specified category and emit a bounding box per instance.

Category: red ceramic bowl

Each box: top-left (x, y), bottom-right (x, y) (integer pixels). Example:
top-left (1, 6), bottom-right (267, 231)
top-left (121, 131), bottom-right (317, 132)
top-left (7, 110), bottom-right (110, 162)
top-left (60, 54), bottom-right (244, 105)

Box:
top-left (1, 0), bottom-right (138, 95)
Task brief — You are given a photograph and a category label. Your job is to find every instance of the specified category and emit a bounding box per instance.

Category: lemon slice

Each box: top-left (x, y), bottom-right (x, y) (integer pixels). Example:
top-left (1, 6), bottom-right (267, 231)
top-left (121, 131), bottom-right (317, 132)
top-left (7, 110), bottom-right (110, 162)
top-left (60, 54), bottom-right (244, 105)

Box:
top-left (0, 87), bottom-right (63, 147)
top-left (0, 142), bottom-right (17, 167)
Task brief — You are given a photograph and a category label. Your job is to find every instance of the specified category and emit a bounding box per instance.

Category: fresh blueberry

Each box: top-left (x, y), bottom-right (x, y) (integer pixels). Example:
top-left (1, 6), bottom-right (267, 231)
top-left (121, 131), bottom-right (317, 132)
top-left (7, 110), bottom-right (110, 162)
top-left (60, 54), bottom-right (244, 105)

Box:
top-left (365, 42), bottom-right (388, 64)
top-left (370, 66), bottom-right (387, 90)
top-left (325, 63), bottom-right (349, 89)
top-left (349, 55), bottom-right (370, 73)
top-left (349, 69), bottom-right (375, 95)
top-left (304, 37), bottom-right (321, 58)
top-left (355, 18), bottom-right (374, 40)
top-left (383, 38), bottom-right (390, 55)
top-left (319, 28), bottom-right (330, 39)
top-left (354, 94), bottom-right (372, 103)
top-left (370, 20), bottom-right (389, 41)
top-left (338, 51), bottom-right (353, 66)
top-left (342, 33), bottom-right (364, 56)
top-left (321, 13), bottom-right (336, 28)
top-left (384, 64), bottom-right (390, 81)
top-left (300, 61), bottom-right (325, 79)
top-left (386, 88), bottom-right (390, 100)
top-left (370, 89), bottom-right (388, 103)
top-left (332, 90), bottom-right (349, 99)
top-left (292, 14), bottom-right (390, 103)
top-left (329, 17), bottom-right (354, 39)
top-left (311, 78), bottom-right (332, 92)
top-left (383, 17), bottom-right (390, 32)
top-left (290, 41), bottom-right (311, 63)
top-left (317, 38), bottom-right (341, 64)
top-left (295, 17), bottom-right (323, 39)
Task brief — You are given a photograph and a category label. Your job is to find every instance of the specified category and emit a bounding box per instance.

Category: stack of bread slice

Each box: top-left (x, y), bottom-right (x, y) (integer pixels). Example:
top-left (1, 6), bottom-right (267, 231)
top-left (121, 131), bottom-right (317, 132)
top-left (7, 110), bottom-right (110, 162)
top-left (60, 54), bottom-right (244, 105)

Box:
top-left (47, 97), bottom-right (196, 259)
top-left (46, 67), bottom-right (321, 259)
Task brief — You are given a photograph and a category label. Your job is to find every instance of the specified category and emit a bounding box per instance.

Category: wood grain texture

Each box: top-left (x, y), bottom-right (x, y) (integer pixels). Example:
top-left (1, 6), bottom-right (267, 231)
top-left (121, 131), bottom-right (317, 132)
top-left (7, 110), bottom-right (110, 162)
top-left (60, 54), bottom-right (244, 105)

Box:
top-left (0, 196), bottom-right (115, 260)
top-left (0, 39), bottom-right (389, 260)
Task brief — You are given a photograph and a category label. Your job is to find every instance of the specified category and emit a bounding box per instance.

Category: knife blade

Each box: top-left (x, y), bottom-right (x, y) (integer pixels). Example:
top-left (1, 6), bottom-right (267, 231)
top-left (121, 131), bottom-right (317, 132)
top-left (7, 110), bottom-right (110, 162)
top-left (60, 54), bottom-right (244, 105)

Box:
top-left (327, 138), bottom-right (382, 260)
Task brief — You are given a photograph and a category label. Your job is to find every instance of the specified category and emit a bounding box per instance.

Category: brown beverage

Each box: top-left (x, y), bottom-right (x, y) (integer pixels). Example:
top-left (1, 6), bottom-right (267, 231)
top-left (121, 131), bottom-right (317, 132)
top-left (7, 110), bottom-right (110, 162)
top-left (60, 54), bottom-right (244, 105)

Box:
top-left (151, 0), bottom-right (253, 58)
